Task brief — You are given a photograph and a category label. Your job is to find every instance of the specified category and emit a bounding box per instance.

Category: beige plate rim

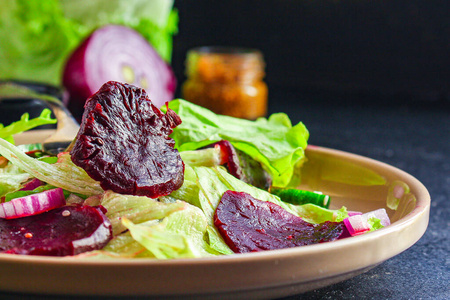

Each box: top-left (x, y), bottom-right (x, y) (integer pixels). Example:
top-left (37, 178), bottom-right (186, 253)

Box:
top-left (0, 132), bottom-right (431, 298)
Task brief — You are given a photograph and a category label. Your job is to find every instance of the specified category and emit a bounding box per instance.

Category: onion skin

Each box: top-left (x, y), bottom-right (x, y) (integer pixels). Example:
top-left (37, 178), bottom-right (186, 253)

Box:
top-left (0, 188), bottom-right (66, 219)
top-left (63, 25), bottom-right (176, 119)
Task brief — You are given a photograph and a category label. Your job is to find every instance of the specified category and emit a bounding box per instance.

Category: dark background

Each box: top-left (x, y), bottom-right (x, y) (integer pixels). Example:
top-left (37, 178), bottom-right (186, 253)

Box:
top-left (170, 1), bottom-right (450, 300)
top-left (172, 0), bottom-right (449, 107)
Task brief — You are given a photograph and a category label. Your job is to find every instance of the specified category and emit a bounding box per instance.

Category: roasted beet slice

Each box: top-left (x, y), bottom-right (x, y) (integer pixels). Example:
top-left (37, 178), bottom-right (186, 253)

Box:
top-left (0, 205), bottom-right (112, 256)
top-left (205, 140), bottom-right (272, 190)
top-left (70, 81), bottom-right (184, 198)
top-left (214, 191), bottom-right (344, 253)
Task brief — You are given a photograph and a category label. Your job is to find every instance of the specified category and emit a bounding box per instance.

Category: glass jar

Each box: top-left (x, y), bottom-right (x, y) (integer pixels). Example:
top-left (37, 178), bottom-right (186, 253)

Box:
top-left (182, 47), bottom-right (268, 119)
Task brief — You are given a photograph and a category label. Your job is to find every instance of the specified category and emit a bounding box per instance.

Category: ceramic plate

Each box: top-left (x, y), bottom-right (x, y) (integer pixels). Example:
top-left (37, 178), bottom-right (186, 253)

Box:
top-left (0, 131), bottom-right (430, 299)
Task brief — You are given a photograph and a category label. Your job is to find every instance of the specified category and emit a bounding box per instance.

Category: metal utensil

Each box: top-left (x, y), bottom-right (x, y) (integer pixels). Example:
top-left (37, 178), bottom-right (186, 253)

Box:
top-left (0, 82), bottom-right (79, 154)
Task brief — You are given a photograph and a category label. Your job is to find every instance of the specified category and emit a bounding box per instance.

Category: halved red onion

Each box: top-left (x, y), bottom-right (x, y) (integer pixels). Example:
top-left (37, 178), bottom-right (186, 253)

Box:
top-left (0, 188), bottom-right (66, 219)
top-left (63, 25), bottom-right (176, 117)
top-left (344, 208), bottom-right (390, 236)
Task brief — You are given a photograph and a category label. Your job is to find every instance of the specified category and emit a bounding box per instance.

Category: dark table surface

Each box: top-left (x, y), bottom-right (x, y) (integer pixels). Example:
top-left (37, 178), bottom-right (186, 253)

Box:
top-left (272, 90), bottom-right (450, 300)
top-left (1, 90), bottom-right (449, 300)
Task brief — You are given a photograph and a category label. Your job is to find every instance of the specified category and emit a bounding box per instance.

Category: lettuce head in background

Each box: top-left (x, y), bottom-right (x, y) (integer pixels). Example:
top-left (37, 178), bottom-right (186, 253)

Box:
top-left (0, 0), bottom-right (178, 86)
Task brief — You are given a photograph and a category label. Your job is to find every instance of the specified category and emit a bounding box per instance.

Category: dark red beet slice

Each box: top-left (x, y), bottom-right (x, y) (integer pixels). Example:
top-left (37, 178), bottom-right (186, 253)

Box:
top-left (214, 191), bottom-right (344, 253)
top-left (70, 81), bottom-right (184, 198)
top-left (205, 140), bottom-right (272, 190)
top-left (0, 205), bottom-right (112, 256)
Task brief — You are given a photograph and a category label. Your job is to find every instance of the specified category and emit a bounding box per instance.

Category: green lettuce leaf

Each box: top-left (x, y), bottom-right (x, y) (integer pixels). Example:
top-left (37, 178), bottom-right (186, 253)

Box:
top-left (0, 163), bottom-right (31, 197)
top-left (92, 231), bottom-right (157, 259)
top-left (0, 137), bottom-right (102, 196)
top-left (367, 216), bottom-right (384, 232)
top-left (166, 99), bottom-right (309, 187)
top-left (0, 0), bottom-right (177, 85)
top-left (0, 109), bottom-right (57, 144)
top-left (93, 191), bottom-right (217, 259)
top-left (291, 204), bottom-right (349, 224)
top-left (99, 190), bottom-right (186, 235)
top-left (179, 147), bottom-right (222, 167)
top-left (121, 204), bottom-right (217, 259)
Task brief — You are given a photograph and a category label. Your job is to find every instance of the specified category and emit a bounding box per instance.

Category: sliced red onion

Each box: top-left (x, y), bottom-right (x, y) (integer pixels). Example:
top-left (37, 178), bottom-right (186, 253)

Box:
top-left (347, 211), bottom-right (363, 217)
top-left (344, 208), bottom-right (390, 236)
top-left (19, 178), bottom-right (43, 191)
top-left (364, 208), bottom-right (391, 227)
top-left (0, 188), bottom-right (66, 219)
top-left (344, 215), bottom-right (371, 236)
top-left (63, 25), bottom-right (176, 118)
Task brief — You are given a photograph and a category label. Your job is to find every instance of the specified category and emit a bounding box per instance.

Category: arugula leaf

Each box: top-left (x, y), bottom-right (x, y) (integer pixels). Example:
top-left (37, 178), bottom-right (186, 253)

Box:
top-left (0, 109), bottom-right (56, 144)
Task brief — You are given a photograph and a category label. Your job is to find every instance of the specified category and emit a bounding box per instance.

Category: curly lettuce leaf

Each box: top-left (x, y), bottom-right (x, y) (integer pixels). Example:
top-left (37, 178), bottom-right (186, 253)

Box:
top-left (166, 99), bottom-right (309, 187)
top-left (0, 0), bottom-right (177, 85)
top-left (0, 0), bottom-right (82, 86)
top-left (291, 204), bottom-right (349, 224)
top-left (0, 163), bottom-right (31, 197)
top-left (0, 109), bottom-right (56, 144)
top-left (121, 205), bottom-right (217, 259)
top-left (99, 190), bottom-right (186, 235)
top-left (0, 137), bottom-right (102, 196)
top-left (90, 192), bottom-right (217, 259)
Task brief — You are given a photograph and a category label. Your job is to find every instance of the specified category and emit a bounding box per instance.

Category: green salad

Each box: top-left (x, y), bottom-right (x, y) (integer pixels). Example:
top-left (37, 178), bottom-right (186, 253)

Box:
top-left (0, 85), bottom-right (390, 258)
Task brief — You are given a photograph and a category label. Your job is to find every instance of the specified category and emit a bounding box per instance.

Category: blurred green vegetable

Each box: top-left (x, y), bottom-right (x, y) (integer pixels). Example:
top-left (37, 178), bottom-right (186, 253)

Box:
top-left (0, 0), bottom-right (177, 86)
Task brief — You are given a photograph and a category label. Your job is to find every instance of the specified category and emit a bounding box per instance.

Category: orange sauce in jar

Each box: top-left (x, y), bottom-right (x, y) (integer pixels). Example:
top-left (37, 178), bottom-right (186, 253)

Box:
top-left (182, 47), bottom-right (268, 119)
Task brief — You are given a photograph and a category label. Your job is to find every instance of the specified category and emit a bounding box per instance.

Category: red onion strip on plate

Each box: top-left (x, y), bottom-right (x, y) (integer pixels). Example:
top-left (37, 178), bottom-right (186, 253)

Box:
top-left (344, 208), bottom-right (390, 236)
top-left (19, 178), bottom-right (43, 191)
top-left (0, 188), bottom-right (66, 219)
